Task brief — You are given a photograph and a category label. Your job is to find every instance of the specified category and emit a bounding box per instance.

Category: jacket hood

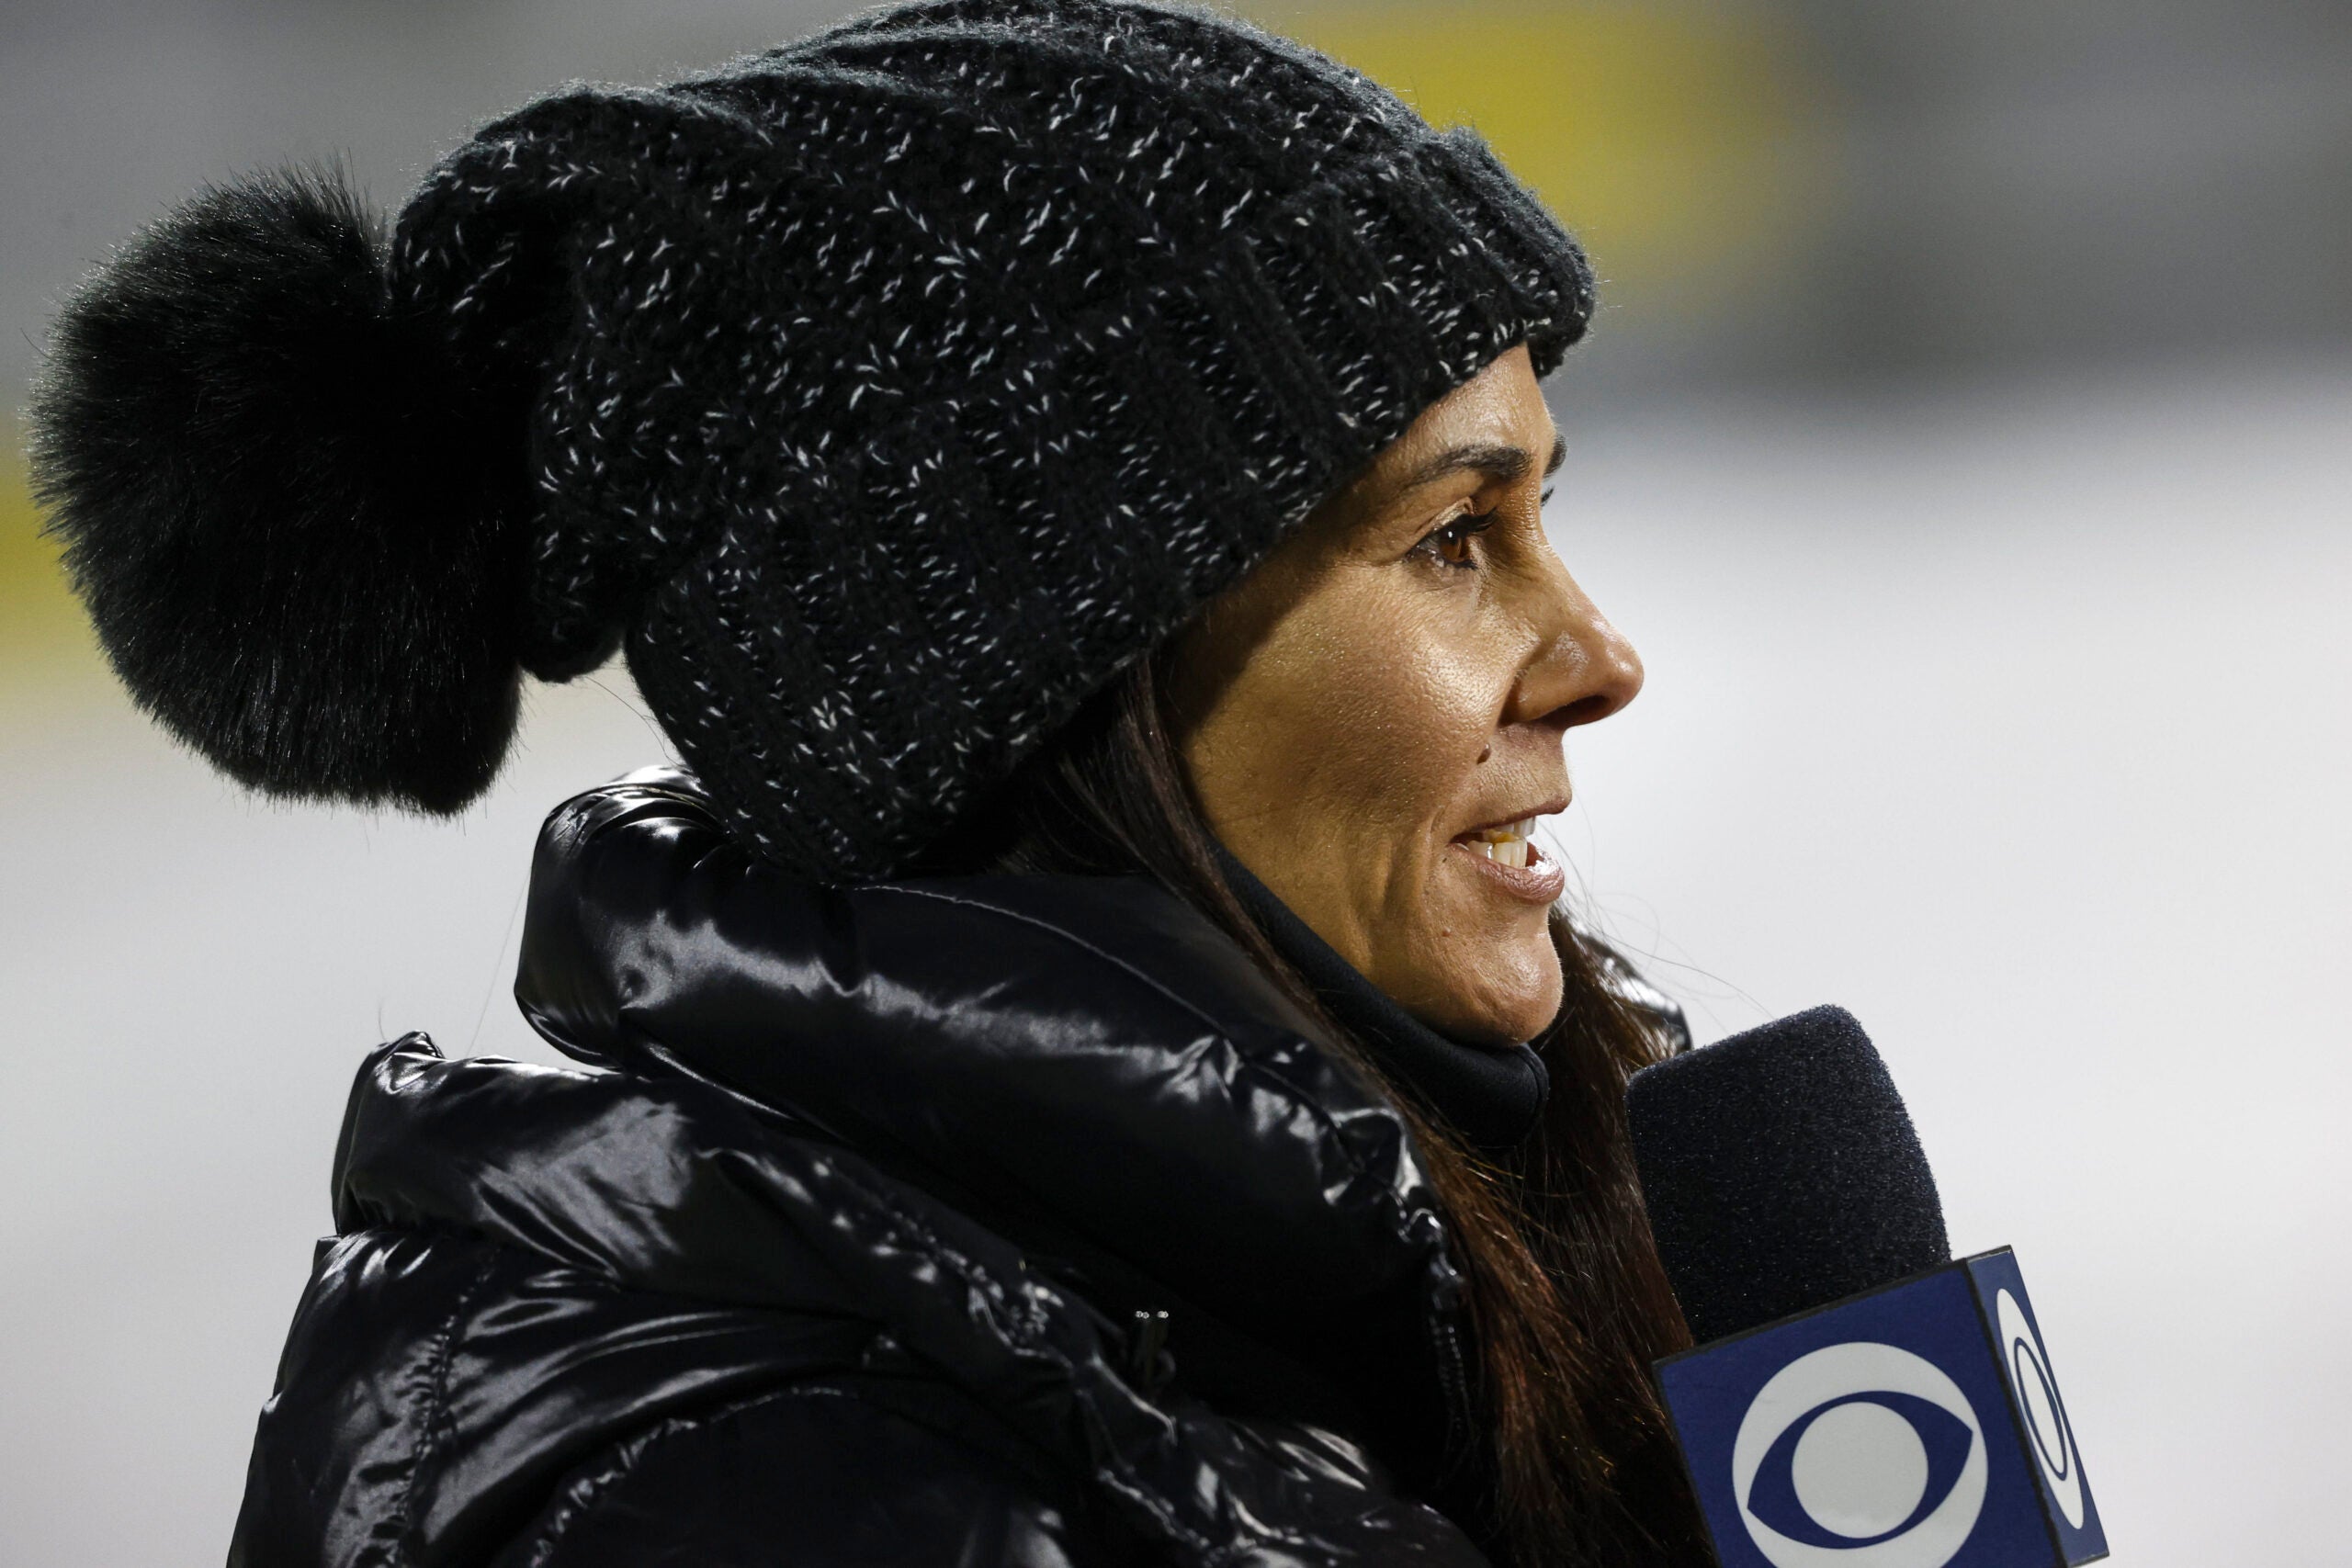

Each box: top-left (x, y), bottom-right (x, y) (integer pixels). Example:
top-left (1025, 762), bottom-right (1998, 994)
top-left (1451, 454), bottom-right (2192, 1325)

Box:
top-left (510, 768), bottom-right (1458, 1341)
top-left (517, 762), bottom-right (1494, 1473)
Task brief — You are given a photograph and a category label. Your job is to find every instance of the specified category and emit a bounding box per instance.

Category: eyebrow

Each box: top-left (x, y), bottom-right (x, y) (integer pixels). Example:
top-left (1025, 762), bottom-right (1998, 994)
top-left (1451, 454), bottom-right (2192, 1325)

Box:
top-left (1396, 432), bottom-right (1568, 494)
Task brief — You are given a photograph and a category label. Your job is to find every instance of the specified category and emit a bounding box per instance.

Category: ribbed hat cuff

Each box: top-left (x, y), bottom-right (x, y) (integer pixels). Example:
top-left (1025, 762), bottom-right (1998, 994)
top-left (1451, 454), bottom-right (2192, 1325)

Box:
top-left (1151, 135), bottom-right (1593, 526)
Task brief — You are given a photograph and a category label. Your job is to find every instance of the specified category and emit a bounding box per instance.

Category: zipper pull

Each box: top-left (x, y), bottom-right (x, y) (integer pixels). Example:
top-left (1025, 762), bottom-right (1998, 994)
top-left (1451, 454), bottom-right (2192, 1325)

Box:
top-left (1430, 1311), bottom-right (1474, 1458)
top-left (1128, 1308), bottom-right (1172, 1396)
top-left (1424, 1248), bottom-right (1475, 1457)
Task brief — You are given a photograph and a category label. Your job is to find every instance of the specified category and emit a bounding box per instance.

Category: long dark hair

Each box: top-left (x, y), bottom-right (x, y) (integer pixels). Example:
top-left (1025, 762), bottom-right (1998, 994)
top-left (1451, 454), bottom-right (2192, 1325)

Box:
top-left (931, 651), bottom-right (1710, 1568)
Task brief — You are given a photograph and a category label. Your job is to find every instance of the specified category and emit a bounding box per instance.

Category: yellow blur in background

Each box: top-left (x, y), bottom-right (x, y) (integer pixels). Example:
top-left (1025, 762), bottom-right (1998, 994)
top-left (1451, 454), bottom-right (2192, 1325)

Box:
top-left (1254, 1), bottom-right (1826, 310)
top-left (0, 427), bottom-right (87, 682)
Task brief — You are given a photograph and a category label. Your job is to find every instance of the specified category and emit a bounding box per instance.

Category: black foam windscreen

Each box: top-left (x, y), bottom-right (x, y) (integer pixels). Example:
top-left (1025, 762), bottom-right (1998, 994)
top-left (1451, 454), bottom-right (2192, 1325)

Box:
top-left (1627, 1005), bottom-right (1950, 1346)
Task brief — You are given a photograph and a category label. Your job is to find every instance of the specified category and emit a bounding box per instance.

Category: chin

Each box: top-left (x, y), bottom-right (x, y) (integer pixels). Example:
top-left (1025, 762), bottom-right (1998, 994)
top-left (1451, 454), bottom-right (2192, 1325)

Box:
top-left (1421, 933), bottom-right (1563, 1045)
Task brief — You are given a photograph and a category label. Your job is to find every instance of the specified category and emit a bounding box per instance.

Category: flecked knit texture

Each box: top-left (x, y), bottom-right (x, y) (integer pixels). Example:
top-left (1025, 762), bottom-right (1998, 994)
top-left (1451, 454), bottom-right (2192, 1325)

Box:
top-left (50, 0), bottom-right (1596, 881)
top-left (396, 0), bottom-right (1599, 878)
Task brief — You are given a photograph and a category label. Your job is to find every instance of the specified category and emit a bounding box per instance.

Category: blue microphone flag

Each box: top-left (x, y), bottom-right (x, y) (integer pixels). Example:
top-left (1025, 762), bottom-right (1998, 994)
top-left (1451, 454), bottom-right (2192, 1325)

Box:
top-left (1655, 1247), bottom-right (2106, 1568)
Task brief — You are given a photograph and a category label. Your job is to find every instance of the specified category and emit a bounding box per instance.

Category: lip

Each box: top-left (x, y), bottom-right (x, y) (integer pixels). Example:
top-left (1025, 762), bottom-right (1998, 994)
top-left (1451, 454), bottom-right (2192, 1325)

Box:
top-left (1450, 839), bottom-right (1567, 903)
top-left (1448, 796), bottom-right (1570, 905)
top-left (1452, 796), bottom-right (1569, 841)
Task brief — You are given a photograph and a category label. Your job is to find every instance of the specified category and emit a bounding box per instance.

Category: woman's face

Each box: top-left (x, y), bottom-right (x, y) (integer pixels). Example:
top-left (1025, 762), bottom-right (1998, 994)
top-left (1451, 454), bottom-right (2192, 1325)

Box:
top-left (1168, 344), bottom-right (1642, 1044)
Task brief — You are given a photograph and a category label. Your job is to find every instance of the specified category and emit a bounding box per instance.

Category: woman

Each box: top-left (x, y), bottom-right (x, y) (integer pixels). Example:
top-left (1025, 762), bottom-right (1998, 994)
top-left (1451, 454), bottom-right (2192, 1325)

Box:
top-left (29, 2), bottom-right (1707, 1563)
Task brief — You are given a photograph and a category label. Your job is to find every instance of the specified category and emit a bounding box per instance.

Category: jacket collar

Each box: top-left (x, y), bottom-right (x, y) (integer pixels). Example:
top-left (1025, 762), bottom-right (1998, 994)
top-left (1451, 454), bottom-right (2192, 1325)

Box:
top-left (511, 766), bottom-right (1471, 1477)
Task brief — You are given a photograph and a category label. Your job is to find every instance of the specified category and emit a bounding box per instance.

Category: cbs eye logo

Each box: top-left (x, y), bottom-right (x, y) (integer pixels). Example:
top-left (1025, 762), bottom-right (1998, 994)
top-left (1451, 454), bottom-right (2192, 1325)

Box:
top-left (1996, 1290), bottom-right (2084, 1529)
top-left (1730, 1342), bottom-right (1987, 1568)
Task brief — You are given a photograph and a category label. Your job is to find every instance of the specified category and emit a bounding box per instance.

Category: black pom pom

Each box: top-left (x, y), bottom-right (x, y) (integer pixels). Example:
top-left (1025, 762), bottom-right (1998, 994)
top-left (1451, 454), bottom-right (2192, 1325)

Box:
top-left (27, 164), bottom-right (526, 813)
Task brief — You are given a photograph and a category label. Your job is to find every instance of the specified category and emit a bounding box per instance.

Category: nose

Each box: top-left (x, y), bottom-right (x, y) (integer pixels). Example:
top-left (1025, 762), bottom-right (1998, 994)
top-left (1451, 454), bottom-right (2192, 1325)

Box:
top-left (1502, 553), bottom-right (1645, 732)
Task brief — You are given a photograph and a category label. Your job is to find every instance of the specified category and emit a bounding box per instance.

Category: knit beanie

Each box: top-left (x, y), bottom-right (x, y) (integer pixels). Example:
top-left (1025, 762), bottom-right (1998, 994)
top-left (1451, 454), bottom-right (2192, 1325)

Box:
top-left (28, 0), bottom-right (1595, 882)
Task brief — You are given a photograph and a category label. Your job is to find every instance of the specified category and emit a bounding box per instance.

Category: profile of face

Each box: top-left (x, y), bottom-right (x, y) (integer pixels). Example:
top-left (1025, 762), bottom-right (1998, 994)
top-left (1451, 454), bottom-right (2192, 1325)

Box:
top-left (1168, 344), bottom-right (1643, 1045)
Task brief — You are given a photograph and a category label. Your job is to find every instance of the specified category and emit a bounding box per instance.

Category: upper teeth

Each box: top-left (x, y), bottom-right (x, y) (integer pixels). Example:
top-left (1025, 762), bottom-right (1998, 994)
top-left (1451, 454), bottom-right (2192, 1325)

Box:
top-left (1467, 818), bottom-right (1541, 868)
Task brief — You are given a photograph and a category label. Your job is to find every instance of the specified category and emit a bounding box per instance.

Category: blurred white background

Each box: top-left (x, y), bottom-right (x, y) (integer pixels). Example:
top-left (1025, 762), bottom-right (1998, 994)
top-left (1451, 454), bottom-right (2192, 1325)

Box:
top-left (5, 1), bottom-right (2347, 1564)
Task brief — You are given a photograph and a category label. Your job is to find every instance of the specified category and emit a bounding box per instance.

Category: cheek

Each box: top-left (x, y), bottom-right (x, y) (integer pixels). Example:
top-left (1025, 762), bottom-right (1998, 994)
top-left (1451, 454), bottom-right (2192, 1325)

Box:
top-left (1182, 576), bottom-right (1555, 1039)
top-left (1250, 600), bottom-right (1498, 846)
top-left (1328, 606), bottom-right (1560, 1040)
top-left (1185, 588), bottom-right (1481, 922)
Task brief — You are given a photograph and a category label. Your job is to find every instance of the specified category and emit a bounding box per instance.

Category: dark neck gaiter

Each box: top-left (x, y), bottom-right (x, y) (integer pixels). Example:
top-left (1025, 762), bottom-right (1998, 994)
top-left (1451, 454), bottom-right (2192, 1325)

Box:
top-left (1213, 845), bottom-right (1550, 1150)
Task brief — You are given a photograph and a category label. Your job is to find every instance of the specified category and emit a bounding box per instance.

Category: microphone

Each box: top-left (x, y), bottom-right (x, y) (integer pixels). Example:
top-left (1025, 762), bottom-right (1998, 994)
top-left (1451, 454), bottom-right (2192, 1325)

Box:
top-left (1629, 1007), bottom-right (2108, 1568)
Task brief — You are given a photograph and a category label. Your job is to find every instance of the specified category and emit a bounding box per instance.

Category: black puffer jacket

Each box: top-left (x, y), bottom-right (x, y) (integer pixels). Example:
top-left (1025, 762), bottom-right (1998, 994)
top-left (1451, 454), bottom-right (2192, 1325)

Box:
top-left (230, 769), bottom-right (1664, 1567)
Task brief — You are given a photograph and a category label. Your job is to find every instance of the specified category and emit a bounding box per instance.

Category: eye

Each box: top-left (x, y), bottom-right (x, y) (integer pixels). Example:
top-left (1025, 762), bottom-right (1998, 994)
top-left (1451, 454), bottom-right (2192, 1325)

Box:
top-left (1413, 509), bottom-right (1497, 570)
top-left (1744, 1390), bottom-right (1977, 1548)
